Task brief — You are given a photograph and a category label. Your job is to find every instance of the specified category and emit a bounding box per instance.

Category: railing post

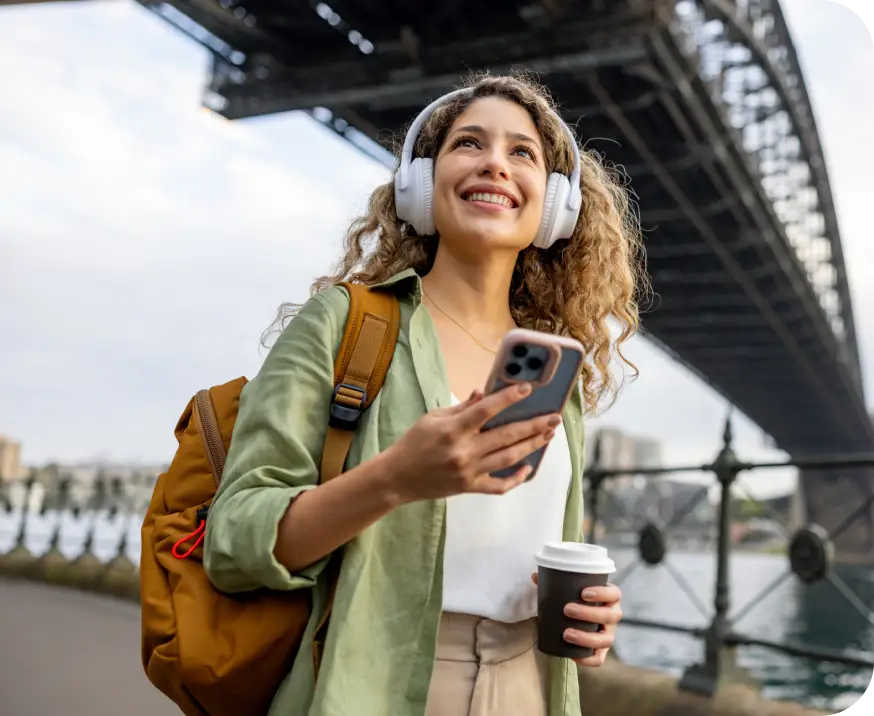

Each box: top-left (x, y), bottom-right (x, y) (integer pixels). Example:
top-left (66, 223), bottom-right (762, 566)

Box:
top-left (70, 481), bottom-right (105, 588)
top-left (679, 414), bottom-right (752, 696)
top-left (80, 515), bottom-right (97, 557)
top-left (12, 473), bottom-right (36, 550)
top-left (1, 472), bottom-right (39, 577)
top-left (115, 515), bottom-right (131, 561)
top-left (45, 477), bottom-right (71, 553)
top-left (711, 416), bottom-right (736, 672)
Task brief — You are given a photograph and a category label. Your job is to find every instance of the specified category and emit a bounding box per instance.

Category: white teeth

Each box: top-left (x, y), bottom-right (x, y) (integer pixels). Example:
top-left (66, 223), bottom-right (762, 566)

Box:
top-left (465, 192), bottom-right (514, 208)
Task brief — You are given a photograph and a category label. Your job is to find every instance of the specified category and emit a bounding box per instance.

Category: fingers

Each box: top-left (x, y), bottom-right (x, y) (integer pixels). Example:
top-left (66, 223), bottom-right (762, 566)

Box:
top-left (474, 412), bottom-right (561, 457)
top-left (455, 383), bottom-right (532, 431)
top-left (580, 584), bottom-right (622, 606)
top-left (476, 429), bottom-right (555, 475)
top-left (470, 463), bottom-right (531, 495)
top-left (564, 602), bottom-right (619, 668)
top-left (563, 602), bottom-right (623, 626)
top-left (439, 389), bottom-right (482, 415)
top-left (563, 626), bottom-right (615, 652)
top-left (575, 649), bottom-right (609, 668)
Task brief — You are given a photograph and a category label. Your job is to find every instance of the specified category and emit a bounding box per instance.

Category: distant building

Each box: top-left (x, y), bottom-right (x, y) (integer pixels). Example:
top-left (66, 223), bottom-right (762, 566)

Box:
top-left (660, 480), bottom-right (714, 528)
top-left (587, 427), bottom-right (663, 483)
top-left (585, 428), bottom-right (718, 540)
top-left (0, 436), bottom-right (23, 481)
top-left (632, 437), bottom-right (663, 471)
top-left (585, 427), bottom-right (669, 529)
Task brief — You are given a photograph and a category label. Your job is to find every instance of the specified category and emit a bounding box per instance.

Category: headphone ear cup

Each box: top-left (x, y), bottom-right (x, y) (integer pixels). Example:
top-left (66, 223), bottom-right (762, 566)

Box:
top-left (534, 173), bottom-right (582, 249)
top-left (418, 158), bottom-right (435, 236)
top-left (533, 173), bottom-right (566, 249)
top-left (555, 181), bottom-right (582, 241)
top-left (395, 157), bottom-right (435, 236)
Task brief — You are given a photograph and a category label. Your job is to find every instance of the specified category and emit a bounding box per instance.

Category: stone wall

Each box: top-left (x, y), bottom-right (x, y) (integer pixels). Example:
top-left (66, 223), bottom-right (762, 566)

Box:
top-left (578, 657), bottom-right (826, 716)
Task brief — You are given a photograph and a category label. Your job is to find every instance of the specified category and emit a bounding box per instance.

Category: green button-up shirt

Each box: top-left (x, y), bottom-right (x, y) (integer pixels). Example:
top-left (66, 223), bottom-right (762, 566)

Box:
top-left (203, 268), bottom-right (586, 716)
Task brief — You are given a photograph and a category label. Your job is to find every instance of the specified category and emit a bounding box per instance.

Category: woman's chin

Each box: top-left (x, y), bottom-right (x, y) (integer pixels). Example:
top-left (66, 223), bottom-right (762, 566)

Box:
top-left (443, 226), bottom-right (534, 255)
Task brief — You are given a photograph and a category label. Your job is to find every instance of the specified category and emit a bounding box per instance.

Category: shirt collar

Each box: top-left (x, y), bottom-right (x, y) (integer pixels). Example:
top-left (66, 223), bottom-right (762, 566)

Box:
top-left (371, 267), bottom-right (423, 302)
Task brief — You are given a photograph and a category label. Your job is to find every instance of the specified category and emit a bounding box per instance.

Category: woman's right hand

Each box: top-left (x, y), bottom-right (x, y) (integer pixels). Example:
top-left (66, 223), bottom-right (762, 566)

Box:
top-left (383, 383), bottom-right (561, 504)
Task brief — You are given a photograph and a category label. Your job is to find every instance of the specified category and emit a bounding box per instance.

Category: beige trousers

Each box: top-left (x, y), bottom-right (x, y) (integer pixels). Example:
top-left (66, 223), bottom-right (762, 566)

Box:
top-left (425, 612), bottom-right (549, 716)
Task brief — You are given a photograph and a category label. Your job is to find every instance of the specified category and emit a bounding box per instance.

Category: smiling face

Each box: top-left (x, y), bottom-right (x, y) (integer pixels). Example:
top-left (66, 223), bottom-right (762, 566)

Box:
top-left (431, 96), bottom-right (549, 256)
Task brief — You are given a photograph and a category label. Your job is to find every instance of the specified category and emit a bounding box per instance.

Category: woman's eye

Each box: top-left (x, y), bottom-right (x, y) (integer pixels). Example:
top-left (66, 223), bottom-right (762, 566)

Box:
top-left (453, 137), bottom-right (536, 161)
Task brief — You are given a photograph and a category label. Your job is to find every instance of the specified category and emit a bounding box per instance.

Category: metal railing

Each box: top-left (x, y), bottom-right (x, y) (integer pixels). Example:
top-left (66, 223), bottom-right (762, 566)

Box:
top-left (585, 417), bottom-right (874, 695)
top-left (0, 469), bottom-right (149, 600)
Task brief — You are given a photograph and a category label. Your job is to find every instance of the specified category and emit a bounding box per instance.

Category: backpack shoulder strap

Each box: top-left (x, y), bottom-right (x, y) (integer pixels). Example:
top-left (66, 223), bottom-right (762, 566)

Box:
top-left (320, 283), bottom-right (400, 481)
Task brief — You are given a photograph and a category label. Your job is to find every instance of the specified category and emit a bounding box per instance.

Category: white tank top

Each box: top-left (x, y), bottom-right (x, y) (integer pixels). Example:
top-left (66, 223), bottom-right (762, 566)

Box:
top-left (441, 395), bottom-right (573, 623)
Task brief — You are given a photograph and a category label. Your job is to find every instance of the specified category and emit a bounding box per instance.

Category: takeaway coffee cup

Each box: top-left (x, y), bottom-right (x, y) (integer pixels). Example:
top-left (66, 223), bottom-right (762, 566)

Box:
top-left (534, 542), bottom-right (616, 659)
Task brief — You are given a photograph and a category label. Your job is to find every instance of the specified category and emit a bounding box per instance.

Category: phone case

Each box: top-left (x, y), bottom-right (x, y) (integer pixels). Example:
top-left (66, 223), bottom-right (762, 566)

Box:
top-left (482, 328), bottom-right (584, 479)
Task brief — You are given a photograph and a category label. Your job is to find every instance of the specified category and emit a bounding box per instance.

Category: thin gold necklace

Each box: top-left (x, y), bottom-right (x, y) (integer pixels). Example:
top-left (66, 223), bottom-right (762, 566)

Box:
top-left (422, 288), bottom-right (498, 355)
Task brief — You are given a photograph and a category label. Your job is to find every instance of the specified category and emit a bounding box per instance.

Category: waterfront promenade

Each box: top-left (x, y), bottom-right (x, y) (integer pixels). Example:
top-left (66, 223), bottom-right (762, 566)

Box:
top-left (3, 569), bottom-right (852, 716)
top-left (0, 578), bottom-right (177, 716)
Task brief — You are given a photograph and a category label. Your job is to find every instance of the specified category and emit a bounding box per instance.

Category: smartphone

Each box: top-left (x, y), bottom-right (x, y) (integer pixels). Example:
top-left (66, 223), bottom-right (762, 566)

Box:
top-left (481, 328), bottom-right (584, 480)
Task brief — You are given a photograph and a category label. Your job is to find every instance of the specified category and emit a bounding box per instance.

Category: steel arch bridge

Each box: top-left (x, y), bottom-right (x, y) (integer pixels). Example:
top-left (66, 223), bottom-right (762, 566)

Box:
top-left (7, 0), bottom-right (874, 557)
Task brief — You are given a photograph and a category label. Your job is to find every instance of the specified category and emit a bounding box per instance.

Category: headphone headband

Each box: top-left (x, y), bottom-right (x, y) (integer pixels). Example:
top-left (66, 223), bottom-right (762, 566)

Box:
top-left (396, 87), bottom-right (582, 207)
top-left (394, 86), bottom-right (584, 246)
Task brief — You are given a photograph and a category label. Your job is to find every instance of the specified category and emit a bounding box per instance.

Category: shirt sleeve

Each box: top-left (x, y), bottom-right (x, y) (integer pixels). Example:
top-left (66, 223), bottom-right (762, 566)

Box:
top-left (203, 286), bottom-right (349, 593)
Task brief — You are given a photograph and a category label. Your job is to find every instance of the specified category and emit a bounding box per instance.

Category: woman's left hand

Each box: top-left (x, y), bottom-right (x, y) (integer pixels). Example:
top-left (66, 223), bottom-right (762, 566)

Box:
top-left (530, 573), bottom-right (622, 667)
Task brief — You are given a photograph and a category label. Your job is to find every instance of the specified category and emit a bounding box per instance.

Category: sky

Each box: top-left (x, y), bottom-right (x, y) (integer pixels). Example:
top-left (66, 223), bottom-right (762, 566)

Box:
top-left (0, 0), bottom-right (872, 500)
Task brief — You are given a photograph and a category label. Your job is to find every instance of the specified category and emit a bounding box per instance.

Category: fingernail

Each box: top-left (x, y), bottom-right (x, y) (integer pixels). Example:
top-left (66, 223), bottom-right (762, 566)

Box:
top-left (582, 590), bottom-right (597, 601)
top-left (517, 383), bottom-right (532, 396)
top-left (547, 415), bottom-right (562, 427)
top-left (564, 603), bottom-right (582, 618)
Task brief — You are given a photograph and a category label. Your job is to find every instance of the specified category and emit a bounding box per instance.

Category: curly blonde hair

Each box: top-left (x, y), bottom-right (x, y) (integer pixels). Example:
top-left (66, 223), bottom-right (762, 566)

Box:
top-left (278, 72), bottom-right (647, 413)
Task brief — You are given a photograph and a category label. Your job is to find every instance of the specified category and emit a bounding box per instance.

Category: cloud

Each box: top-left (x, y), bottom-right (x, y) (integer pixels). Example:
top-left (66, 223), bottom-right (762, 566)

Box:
top-left (0, 2), bottom-right (385, 464)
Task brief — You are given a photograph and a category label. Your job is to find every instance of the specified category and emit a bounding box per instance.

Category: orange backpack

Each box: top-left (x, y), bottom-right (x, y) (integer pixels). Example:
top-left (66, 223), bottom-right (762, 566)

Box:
top-left (140, 284), bottom-right (400, 716)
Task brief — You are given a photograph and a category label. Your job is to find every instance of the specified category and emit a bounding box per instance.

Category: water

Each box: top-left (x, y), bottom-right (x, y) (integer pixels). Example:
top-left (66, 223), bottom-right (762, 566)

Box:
top-left (1, 513), bottom-right (872, 711)
top-left (609, 547), bottom-right (873, 712)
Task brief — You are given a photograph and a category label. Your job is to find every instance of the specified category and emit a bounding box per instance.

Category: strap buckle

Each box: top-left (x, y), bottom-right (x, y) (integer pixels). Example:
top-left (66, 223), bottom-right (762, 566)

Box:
top-left (329, 383), bottom-right (368, 430)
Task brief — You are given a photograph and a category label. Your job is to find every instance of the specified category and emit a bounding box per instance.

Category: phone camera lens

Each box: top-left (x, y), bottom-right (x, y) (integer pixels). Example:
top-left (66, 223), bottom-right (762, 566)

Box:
top-left (512, 344), bottom-right (528, 358)
top-left (506, 362), bottom-right (522, 376)
top-left (527, 357), bottom-right (543, 371)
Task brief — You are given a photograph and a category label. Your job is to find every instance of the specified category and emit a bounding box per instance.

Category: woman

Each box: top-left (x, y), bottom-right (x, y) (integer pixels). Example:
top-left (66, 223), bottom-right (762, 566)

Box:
top-left (203, 73), bottom-right (645, 716)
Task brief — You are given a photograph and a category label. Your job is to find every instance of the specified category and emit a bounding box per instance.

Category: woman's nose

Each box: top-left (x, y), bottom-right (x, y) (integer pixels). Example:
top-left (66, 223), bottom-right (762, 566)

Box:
top-left (478, 149), bottom-right (510, 180)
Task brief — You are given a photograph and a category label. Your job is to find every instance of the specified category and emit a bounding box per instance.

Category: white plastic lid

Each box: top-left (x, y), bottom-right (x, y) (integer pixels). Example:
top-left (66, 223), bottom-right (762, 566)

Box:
top-left (534, 542), bottom-right (616, 574)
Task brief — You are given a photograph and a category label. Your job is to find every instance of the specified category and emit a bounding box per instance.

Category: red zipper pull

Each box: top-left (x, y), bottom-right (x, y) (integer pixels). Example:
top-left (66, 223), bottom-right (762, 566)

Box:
top-left (171, 508), bottom-right (209, 560)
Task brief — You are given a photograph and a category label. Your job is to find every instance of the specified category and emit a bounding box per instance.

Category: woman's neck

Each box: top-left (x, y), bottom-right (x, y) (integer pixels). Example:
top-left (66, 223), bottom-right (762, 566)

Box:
top-left (421, 247), bottom-right (518, 335)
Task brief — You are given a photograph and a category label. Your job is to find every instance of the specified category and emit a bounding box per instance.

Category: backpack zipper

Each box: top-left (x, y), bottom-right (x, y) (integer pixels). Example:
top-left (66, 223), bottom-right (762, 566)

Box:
top-left (172, 507), bottom-right (211, 560)
top-left (195, 389), bottom-right (227, 487)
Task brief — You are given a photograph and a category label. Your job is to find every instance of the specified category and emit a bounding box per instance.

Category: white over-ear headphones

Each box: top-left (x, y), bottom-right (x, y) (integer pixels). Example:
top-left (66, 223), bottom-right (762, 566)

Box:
top-left (394, 87), bottom-right (583, 249)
